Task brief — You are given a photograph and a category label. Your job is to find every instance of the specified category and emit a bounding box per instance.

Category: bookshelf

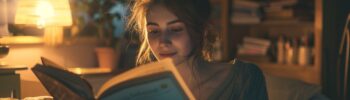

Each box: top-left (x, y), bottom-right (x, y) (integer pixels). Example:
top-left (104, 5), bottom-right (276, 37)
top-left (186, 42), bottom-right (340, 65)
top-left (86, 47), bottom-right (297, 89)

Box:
top-left (213, 0), bottom-right (322, 85)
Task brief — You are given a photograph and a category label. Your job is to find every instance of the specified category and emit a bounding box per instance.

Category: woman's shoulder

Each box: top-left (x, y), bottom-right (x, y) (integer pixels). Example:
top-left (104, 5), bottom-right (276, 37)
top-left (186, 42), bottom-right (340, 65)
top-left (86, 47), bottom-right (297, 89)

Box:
top-left (231, 60), bottom-right (263, 75)
top-left (210, 59), bottom-right (262, 75)
top-left (199, 59), bottom-right (264, 82)
top-left (209, 59), bottom-right (265, 83)
top-left (207, 60), bottom-right (268, 99)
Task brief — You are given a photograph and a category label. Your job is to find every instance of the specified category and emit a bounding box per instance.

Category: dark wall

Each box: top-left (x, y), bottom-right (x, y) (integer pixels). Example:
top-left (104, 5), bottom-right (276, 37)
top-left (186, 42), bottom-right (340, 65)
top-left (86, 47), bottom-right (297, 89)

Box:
top-left (322, 0), bottom-right (350, 100)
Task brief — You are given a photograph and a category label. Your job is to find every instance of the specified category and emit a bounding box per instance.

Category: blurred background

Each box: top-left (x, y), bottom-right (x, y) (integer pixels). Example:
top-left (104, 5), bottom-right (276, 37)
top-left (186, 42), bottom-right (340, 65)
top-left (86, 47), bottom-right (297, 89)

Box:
top-left (0, 0), bottom-right (349, 100)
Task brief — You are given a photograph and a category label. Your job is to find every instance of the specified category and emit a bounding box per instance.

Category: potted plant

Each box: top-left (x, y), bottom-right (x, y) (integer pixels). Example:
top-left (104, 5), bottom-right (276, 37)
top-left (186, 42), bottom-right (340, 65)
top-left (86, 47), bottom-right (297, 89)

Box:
top-left (71, 0), bottom-right (128, 70)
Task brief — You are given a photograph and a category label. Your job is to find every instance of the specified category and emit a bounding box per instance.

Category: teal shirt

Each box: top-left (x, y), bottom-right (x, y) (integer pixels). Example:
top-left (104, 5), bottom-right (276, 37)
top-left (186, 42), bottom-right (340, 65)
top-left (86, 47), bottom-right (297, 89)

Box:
top-left (209, 60), bottom-right (268, 100)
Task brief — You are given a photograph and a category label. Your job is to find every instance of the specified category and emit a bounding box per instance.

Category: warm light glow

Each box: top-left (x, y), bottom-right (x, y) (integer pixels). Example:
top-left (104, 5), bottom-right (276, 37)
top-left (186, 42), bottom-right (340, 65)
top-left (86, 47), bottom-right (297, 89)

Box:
top-left (67, 68), bottom-right (112, 75)
top-left (43, 27), bottom-right (64, 46)
top-left (35, 1), bottom-right (55, 28)
top-left (15, 0), bottom-right (72, 46)
top-left (0, 36), bottom-right (43, 44)
top-left (71, 68), bottom-right (82, 75)
top-left (15, 0), bottom-right (72, 27)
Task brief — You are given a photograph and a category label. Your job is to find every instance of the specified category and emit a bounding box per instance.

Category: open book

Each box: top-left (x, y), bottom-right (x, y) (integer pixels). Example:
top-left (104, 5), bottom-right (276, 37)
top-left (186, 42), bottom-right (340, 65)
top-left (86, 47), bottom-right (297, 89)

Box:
top-left (40, 57), bottom-right (112, 75)
top-left (32, 57), bottom-right (195, 100)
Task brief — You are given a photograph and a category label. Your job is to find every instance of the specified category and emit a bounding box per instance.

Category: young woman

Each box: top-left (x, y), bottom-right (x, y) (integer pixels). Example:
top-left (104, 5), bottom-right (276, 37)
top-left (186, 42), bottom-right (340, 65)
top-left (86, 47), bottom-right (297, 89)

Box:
top-left (128, 0), bottom-right (268, 99)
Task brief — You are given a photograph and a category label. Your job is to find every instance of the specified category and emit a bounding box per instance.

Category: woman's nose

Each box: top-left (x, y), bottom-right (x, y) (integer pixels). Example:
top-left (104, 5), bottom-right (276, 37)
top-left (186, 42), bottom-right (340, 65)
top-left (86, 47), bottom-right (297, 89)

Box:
top-left (159, 32), bottom-right (172, 44)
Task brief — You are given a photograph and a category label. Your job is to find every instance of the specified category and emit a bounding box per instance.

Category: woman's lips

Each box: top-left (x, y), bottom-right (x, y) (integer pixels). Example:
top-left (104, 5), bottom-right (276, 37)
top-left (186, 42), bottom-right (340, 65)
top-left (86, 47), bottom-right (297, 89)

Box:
top-left (159, 53), bottom-right (176, 58)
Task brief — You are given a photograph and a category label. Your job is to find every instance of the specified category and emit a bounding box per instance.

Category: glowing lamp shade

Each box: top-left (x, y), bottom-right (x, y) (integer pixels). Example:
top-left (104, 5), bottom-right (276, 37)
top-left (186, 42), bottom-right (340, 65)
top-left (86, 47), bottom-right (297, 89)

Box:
top-left (15, 0), bottom-right (72, 46)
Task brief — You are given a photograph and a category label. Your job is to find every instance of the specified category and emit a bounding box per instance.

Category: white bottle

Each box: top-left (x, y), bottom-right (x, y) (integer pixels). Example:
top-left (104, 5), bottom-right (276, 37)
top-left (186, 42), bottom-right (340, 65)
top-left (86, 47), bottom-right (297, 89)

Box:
top-left (277, 36), bottom-right (285, 64)
top-left (298, 46), bottom-right (309, 66)
top-left (285, 41), bottom-right (294, 65)
top-left (298, 36), bottom-right (310, 66)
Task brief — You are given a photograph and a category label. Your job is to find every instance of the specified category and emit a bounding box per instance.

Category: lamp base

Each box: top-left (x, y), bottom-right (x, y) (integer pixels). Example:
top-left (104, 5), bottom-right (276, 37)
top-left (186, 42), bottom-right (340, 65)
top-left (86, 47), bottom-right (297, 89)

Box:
top-left (0, 61), bottom-right (7, 66)
top-left (43, 27), bottom-right (64, 46)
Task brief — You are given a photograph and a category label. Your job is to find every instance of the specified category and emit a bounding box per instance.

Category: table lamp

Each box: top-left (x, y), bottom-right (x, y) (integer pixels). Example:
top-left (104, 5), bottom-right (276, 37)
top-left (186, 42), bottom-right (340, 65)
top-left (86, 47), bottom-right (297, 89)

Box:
top-left (15, 0), bottom-right (72, 46)
top-left (0, 0), bottom-right (10, 66)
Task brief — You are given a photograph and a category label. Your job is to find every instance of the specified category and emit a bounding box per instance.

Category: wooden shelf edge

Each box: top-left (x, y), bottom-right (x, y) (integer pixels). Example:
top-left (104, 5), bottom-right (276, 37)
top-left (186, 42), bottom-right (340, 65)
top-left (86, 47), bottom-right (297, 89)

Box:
top-left (232, 21), bottom-right (314, 27)
top-left (256, 62), bottom-right (320, 85)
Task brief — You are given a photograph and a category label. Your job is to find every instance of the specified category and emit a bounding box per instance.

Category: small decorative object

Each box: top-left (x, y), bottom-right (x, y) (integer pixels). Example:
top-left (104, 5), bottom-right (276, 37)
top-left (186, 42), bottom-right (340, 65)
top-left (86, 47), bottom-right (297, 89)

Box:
top-left (0, 44), bottom-right (9, 66)
top-left (277, 36), bottom-right (285, 64)
top-left (298, 46), bottom-right (310, 66)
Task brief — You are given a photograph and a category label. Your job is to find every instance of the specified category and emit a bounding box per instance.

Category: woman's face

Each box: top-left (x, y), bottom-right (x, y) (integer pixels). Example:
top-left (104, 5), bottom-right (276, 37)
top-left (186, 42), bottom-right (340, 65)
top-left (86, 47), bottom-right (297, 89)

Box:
top-left (146, 5), bottom-right (192, 65)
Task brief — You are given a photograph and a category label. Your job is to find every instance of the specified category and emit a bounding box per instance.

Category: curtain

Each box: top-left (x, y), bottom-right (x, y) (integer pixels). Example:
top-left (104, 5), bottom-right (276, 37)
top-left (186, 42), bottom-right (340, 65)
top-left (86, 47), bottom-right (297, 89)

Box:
top-left (322, 0), bottom-right (350, 100)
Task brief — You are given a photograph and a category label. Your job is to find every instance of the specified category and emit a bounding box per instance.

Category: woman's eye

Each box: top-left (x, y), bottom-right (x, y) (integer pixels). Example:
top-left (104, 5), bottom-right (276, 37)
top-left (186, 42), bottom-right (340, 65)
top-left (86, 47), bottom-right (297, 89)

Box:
top-left (169, 27), bottom-right (183, 33)
top-left (148, 29), bottom-right (160, 37)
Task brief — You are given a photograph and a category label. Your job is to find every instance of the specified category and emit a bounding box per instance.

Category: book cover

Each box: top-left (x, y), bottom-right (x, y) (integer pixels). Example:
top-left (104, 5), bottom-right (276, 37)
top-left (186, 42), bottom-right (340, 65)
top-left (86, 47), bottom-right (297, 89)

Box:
top-left (32, 57), bottom-right (195, 100)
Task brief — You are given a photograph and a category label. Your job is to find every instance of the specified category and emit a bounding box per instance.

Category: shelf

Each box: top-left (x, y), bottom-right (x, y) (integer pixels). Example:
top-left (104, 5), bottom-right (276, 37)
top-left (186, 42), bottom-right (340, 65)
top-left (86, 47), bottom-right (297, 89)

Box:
top-left (0, 65), bottom-right (28, 74)
top-left (220, 0), bottom-right (322, 85)
top-left (255, 62), bottom-right (320, 85)
top-left (257, 62), bottom-right (314, 68)
top-left (232, 20), bottom-right (314, 27)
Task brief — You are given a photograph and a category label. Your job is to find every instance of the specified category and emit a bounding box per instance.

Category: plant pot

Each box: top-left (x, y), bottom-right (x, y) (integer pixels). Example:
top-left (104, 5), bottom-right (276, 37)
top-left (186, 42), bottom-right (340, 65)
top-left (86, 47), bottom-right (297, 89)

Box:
top-left (95, 47), bottom-right (118, 70)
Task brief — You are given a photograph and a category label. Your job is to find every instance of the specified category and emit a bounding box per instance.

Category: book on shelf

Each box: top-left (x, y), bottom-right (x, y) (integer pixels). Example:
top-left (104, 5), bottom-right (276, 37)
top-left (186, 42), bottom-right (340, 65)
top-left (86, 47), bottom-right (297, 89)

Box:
top-left (238, 37), bottom-right (271, 56)
top-left (32, 57), bottom-right (195, 100)
top-left (232, 8), bottom-right (260, 17)
top-left (233, 0), bottom-right (260, 9)
top-left (265, 9), bottom-right (294, 19)
top-left (238, 46), bottom-right (267, 56)
top-left (260, 19), bottom-right (302, 25)
top-left (231, 16), bottom-right (261, 24)
top-left (267, 0), bottom-right (297, 7)
top-left (262, 0), bottom-right (314, 21)
top-left (264, 1), bottom-right (295, 20)
top-left (231, 0), bottom-right (262, 24)
top-left (243, 37), bottom-right (271, 47)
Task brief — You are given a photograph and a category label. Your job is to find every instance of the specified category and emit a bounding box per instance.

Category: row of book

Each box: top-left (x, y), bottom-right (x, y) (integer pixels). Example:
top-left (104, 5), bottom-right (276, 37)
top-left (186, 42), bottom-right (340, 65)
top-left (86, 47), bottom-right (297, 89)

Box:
top-left (231, 0), bottom-right (261, 24)
top-left (231, 0), bottom-right (314, 24)
top-left (237, 37), bottom-right (271, 62)
top-left (237, 35), bottom-right (315, 66)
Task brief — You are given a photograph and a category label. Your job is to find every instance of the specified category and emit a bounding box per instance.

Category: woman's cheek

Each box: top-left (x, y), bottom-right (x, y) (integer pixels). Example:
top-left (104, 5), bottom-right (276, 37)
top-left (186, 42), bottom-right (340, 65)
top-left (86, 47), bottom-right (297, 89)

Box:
top-left (174, 34), bottom-right (192, 56)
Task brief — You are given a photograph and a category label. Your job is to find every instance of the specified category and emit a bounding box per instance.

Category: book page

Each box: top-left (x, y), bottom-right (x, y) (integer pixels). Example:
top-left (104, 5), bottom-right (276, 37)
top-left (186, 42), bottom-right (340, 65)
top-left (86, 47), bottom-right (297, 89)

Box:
top-left (100, 74), bottom-right (187, 100)
top-left (96, 58), bottom-right (195, 100)
top-left (67, 67), bottom-right (112, 75)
